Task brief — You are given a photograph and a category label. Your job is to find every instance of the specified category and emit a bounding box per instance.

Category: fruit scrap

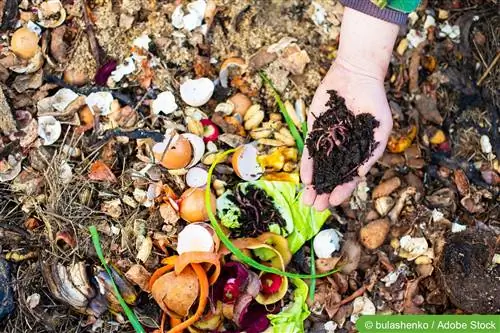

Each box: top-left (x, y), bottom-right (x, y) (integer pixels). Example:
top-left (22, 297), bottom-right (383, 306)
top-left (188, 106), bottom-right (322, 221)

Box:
top-left (200, 119), bottom-right (220, 142)
top-left (262, 172), bottom-right (300, 183)
top-left (387, 125), bottom-right (417, 153)
top-left (167, 264), bottom-right (208, 333)
top-left (260, 273), bottom-right (282, 295)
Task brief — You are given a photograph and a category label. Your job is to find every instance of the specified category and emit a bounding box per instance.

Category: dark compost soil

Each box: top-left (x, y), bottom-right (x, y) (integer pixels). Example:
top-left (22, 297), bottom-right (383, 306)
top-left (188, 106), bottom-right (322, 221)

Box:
top-left (438, 229), bottom-right (500, 314)
top-left (306, 90), bottom-right (379, 194)
top-left (225, 185), bottom-right (286, 238)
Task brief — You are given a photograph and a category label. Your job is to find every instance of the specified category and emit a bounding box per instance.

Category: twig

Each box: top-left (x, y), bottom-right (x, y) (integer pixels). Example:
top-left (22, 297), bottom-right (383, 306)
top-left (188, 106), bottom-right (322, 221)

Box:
top-left (89, 128), bottom-right (165, 150)
top-left (82, 0), bottom-right (102, 67)
top-left (0, 86), bottom-right (17, 135)
top-left (339, 285), bottom-right (367, 306)
top-left (44, 74), bottom-right (135, 105)
top-left (477, 52), bottom-right (500, 86)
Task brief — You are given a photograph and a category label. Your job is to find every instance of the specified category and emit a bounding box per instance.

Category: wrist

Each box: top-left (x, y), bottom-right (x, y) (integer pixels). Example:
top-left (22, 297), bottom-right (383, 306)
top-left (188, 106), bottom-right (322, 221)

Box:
top-left (336, 7), bottom-right (399, 81)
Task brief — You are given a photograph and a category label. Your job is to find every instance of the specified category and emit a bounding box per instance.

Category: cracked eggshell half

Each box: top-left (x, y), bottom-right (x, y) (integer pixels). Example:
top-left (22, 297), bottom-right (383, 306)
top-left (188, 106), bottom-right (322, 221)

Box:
top-left (152, 134), bottom-right (192, 170)
top-left (181, 133), bottom-right (205, 168)
top-left (231, 144), bottom-right (263, 181)
top-left (177, 223), bottom-right (215, 254)
top-left (313, 228), bottom-right (342, 259)
top-left (37, 0), bottom-right (66, 28)
top-left (180, 78), bottom-right (214, 107)
top-left (85, 92), bottom-right (114, 116)
top-left (219, 57), bottom-right (246, 88)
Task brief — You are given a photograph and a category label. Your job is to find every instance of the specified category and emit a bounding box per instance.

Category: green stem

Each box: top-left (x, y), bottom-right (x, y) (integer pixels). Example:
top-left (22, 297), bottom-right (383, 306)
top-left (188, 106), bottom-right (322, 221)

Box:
top-left (205, 149), bottom-right (336, 279)
top-left (309, 237), bottom-right (316, 301)
top-left (259, 71), bottom-right (305, 154)
top-left (89, 226), bottom-right (146, 333)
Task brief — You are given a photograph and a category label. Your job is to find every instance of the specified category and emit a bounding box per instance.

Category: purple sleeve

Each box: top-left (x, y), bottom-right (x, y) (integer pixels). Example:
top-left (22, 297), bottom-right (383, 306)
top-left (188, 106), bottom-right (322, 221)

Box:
top-left (339, 0), bottom-right (408, 25)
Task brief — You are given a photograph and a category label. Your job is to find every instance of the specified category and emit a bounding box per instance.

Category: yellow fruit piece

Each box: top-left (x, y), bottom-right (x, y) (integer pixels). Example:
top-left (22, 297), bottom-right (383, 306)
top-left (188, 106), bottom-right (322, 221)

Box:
top-left (387, 126), bottom-right (417, 153)
top-left (429, 129), bottom-right (446, 145)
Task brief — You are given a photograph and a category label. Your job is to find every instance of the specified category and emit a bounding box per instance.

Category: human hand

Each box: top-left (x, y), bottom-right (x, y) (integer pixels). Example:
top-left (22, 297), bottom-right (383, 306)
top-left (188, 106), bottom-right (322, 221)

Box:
top-left (300, 60), bottom-right (393, 211)
top-left (300, 8), bottom-right (398, 211)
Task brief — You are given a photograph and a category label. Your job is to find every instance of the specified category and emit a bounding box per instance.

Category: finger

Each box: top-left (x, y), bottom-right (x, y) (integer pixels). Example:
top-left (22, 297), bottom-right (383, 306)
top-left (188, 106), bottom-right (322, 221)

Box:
top-left (302, 185), bottom-right (316, 206)
top-left (313, 193), bottom-right (330, 212)
top-left (300, 147), bottom-right (314, 185)
top-left (329, 178), bottom-right (360, 206)
top-left (358, 120), bottom-right (392, 176)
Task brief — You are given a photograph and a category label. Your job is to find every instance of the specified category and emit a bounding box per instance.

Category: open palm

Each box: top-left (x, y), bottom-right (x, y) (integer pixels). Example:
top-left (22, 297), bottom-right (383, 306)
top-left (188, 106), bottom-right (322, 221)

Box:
top-left (300, 60), bottom-right (393, 211)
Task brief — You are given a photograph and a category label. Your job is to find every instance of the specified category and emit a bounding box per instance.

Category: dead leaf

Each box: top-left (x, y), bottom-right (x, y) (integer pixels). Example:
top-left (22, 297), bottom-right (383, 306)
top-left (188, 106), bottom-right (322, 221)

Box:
top-left (414, 95), bottom-right (443, 125)
top-left (316, 257), bottom-right (341, 274)
top-left (453, 169), bottom-right (470, 196)
top-left (159, 203), bottom-right (179, 225)
top-left (403, 277), bottom-right (425, 314)
top-left (101, 199), bottom-right (122, 218)
top-left (89, 160), bottom-right (117, 183)
top-left (50, 26), bottom-right (68, 63)
top-left (125, 264), bottom-right (152, 292)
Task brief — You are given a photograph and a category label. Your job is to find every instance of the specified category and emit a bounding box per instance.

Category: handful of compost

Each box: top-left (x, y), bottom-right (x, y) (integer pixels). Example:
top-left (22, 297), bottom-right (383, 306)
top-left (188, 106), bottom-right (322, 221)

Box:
top-left (305, 90), bottom-right (380, 195)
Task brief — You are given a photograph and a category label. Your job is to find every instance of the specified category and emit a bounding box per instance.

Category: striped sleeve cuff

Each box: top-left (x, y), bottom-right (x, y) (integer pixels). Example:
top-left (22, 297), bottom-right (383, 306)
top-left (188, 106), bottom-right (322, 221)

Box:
top-left (339, 0), bottom-right (409, 25)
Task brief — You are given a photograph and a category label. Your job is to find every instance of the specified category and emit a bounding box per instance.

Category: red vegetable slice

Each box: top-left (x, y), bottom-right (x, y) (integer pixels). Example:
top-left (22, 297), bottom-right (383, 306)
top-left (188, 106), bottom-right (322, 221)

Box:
top-left (260, 273), bottom-right (282, 295)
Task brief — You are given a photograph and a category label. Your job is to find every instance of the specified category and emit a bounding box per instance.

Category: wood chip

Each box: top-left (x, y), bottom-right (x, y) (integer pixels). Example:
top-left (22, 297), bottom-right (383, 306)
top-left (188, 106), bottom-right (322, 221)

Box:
top-left (0, 86), bottom-right (17, 135)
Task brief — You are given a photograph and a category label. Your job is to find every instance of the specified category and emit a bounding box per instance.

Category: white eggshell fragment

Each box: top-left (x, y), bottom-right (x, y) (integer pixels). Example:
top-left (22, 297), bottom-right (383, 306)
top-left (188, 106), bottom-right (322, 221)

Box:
top-left (186, 167), bottom-right (208, 188)
top-left (181, 133), bottom-right (205, 168)
top-left (0, 155), bottom-right (22, 182)
top-left (172, 6), bottom-right (185, 29)
top-left (111, 57), bottom-right (136, 82)
top-left (38, 116), bottom-right (61, 145)
top-left (399, 236), bottom-right (428, 259)
top-left (152, 91), bottom-right (178, 115)
top-left (52, 88), bottom-right (79, 112)
top-left (177, 223), bottom-right (214, 254)
top-left (313, 228), bottom-right (342, 259)
top-left (132, 35), bottom-right (151, 50)
top-left (480, 135), bottom-right (492, 154)
top-left (86, 92), bottom-right (114, 115)
top-left (180, 78), bottom-right (214, 107)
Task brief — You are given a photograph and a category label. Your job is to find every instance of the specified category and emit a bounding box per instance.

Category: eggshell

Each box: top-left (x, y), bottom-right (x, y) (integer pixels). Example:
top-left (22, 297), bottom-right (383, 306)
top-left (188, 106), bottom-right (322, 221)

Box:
top-left (181, 133), bottom-right (205, 168)
top-left (232, 144), bottom-right (263, 181)
top-left (186, 167), bottom-right (208, 188)
top-left (180, 78), bottom-right (214, 107)
top-left (153, 135), bottom-right (193, 169)
top-left (177, 224), bottom-right (214, 254)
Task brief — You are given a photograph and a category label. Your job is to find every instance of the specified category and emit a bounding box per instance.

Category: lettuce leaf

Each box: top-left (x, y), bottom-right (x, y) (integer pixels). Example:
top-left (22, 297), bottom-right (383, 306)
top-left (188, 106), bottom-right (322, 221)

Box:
top-left (286, 191), bottom-right (331, 254)
top-left (216, 190), bottom-right (241, 229)
top-left (267, 278), bottom-right (310, 333)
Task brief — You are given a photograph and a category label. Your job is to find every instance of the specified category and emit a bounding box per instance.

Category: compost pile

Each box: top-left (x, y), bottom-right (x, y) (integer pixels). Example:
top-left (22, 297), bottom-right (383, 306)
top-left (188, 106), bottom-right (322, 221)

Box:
top-left (0, 0), bottom-right (499, 333)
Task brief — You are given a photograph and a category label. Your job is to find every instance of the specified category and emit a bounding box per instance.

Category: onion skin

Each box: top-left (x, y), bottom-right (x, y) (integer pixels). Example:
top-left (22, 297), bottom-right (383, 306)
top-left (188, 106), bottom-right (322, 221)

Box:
top-left (228, 93), bottom-right (251, 117)
top-left (11, 27), bottom-right (39, 60)
top-left (179, 187), bottom-right (216, 223)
